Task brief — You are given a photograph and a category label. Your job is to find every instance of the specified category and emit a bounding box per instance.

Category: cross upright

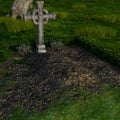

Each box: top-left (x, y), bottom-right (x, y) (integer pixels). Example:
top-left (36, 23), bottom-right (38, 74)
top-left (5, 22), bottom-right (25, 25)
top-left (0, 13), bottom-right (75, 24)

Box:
top-left (24, 1), bottom-right (56, 53)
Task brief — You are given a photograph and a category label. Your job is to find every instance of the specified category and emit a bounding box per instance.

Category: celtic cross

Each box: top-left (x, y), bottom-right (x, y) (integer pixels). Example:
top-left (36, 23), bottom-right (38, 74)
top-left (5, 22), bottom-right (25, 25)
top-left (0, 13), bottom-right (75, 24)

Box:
top-left (24, 1), bottom-right (56, 53)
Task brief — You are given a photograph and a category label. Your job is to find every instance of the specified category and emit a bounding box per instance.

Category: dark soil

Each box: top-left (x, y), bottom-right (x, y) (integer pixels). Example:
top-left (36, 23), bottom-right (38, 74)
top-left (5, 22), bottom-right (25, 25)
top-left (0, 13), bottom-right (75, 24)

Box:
top-left (0, 45), bottom-right (120, 119)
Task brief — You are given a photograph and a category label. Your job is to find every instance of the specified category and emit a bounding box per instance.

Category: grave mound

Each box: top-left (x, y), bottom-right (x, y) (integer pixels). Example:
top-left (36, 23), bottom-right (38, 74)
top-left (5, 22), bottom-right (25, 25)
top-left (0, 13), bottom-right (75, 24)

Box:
top-left (0, 46), bottom-right (120, 118)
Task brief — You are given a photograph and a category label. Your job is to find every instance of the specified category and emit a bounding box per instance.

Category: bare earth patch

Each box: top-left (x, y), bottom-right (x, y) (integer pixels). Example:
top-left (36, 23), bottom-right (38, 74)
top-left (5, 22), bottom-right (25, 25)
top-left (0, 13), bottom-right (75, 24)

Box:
top-left (0, 45), bottom-right (120, 118)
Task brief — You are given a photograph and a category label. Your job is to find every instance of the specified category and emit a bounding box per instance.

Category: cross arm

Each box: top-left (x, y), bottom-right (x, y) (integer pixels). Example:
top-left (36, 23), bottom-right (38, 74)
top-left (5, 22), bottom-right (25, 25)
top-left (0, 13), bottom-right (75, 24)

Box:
top-left (43, 13), bottom-right (56, 20)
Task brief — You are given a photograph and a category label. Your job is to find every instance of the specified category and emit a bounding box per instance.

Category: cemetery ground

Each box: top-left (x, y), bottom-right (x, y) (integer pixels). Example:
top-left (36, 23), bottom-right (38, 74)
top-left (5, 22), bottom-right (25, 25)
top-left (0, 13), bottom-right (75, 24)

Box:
top-left (0, 0), bottom-right (120, 119)
top-left (0, 46), bottom-right (120, 120)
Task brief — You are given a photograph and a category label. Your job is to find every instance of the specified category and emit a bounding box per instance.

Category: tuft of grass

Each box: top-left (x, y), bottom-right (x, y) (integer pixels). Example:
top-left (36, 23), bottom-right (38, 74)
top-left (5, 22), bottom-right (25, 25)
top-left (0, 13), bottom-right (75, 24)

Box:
top-left (6, 108), bottom-right (30, 120)
top-left (93, 14), bottom-right (120, 24)
top-left (0, 17), bottom-right (34, 32)
top-left (72, 3), bottom-right (87, 10)
top-left (74, 25), bottom-right (117, 39)
top-left (0, 50), bottom-right (11, 63)
top-left (13, 59), bottom-right (26, 65)
top-left (0, 69), bottom-right (12, 77)
top-left (57, 12), bottom-right (68, 19)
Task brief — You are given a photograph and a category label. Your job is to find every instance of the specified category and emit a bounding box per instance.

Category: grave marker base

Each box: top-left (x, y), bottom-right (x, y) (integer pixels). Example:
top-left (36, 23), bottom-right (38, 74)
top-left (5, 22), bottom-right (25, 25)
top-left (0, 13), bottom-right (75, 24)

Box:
top-left (37, 44), bottom-right (46, 53)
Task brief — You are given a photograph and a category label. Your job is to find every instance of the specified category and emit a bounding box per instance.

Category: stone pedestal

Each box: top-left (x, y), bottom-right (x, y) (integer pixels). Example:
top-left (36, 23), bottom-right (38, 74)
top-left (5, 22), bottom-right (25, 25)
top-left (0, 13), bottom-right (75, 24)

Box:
top-left (37, 44), bottom-right (46, 53)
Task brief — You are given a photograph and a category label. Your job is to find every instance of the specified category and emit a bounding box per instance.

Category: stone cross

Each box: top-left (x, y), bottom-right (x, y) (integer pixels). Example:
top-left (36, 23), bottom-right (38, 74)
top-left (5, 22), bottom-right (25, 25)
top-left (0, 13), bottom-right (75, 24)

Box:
top-left (24, 1), bottom-right (56, 53)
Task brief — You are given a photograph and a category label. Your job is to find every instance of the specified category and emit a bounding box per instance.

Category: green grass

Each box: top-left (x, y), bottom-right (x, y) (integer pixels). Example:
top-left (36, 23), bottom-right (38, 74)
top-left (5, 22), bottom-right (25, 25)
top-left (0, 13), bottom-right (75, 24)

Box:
top-left (0, 0), bottom-right (120, 66)
top-left (57, 12), bottom-right (69, 19)
top-left (0, 17), bottom-right (34, 32)
top-left (0, 69), bottom-right (16, 94)
top-left (93, 14), bottom-right (120, 24)
top-left (1, 70), bottom-right (13, 77)
top-left (0, 0), bottom-right (120, 119)
top-left (4, 84), bottom-right (120, 120)
top-left (13, 59), bottom-right (27, 64)
top-left (0, 0), bottom-right (13, 16)
top-left (74, 25), bottom-right (117, 39)
top-left (72, 3), bottom-right (87, 10)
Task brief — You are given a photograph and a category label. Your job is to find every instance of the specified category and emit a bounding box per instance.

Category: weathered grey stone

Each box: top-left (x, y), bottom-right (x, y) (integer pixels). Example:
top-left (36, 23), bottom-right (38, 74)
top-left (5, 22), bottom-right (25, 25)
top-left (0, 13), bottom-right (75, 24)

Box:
top-left (24, 1), bottom-right (56, 53)
top-left (16, 44), bottom-right (32, 55)
top-left (10, 0), bottom-right (33, 18)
